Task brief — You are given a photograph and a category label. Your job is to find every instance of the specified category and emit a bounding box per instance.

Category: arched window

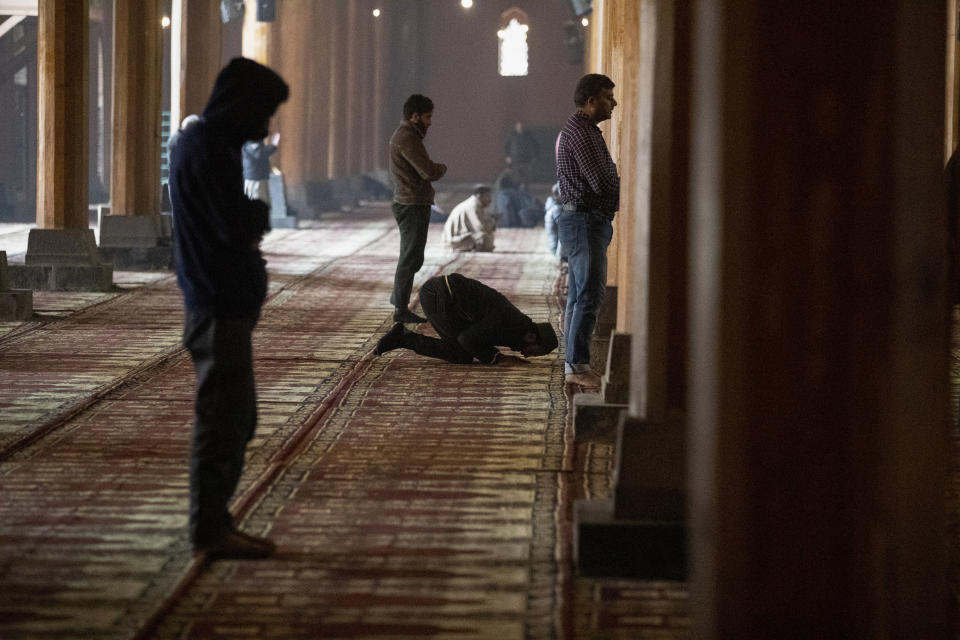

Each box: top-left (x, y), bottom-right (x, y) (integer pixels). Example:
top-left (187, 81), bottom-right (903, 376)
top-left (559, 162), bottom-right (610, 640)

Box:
top-left (497, 8), bottom-right (529, 77)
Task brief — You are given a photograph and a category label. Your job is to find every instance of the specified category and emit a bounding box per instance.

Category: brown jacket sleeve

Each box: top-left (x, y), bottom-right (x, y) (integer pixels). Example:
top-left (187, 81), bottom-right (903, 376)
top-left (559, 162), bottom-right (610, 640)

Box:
top-left (396, 126), bottom-right (446, 181)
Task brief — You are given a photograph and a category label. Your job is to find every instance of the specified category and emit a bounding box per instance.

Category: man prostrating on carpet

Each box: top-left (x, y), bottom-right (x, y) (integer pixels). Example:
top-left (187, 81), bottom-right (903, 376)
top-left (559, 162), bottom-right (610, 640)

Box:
top-left (373, 273), bottom-right (558, 365)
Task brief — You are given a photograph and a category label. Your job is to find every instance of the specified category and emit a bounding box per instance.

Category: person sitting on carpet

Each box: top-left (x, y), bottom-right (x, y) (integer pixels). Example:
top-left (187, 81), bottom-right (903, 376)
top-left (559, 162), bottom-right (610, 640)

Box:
top-left (373, 273), bottom-right (558, 365)
top-left (442, 184), bottom-right (496, 252)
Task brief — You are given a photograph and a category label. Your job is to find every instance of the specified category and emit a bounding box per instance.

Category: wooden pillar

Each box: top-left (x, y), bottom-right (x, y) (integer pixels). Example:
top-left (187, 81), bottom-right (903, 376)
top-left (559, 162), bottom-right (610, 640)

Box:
top-left (371, 6), bottom-right (386, 171)
top-left (359, 0), bottom-right (374, 172)
top-left (242, 0), bottom-right (272, 65)
top-left (176, 0), bottom-right (222, 126)
top-left (100, 0), bottom-right (170, 269)
top-left (88, 3), bottom-right (109, 203)
top-left (629, 0), bottom-right (689, 422)
top-left (687, 1), bottom-right (949, 637)
top-left (326, 1), bottom-right (346, 179)
top-left (343, 0), bottom-right (360, 175)
top-left (11, 0), bottom-right (113, 291)
top-left (36, 0), bottom-right (89, 231)
top-left (307, 1), bottom-right (330, 182)
top-left (109, 0), bottom-right (162, 218)
top-left (270, 0), bottom-right (309, 222)
top-left (586, 0), bottom-right (623, 363)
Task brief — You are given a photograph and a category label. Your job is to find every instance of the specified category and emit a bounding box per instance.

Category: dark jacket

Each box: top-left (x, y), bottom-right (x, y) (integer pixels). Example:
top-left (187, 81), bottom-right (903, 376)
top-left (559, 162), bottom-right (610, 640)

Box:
top-left (423, 273), bottom-right (536, 364)
top-left (170, 58), bottom-right (288, 318)
top-left (388, 120), bottom-right (446, 205)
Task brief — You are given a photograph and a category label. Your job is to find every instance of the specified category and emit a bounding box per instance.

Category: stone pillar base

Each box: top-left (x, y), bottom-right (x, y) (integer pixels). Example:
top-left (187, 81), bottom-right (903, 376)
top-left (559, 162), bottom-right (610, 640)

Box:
top-left (270, 215), bottom-right (297, 230)
top-left (573, 393), bottom-right (627, 444)
top-left (596, 285), bottom-right (617, 340)
top-left (589, 288), bottom-right (616, 376)
top-left (268, 173), bottom-right (297, 229)
top-left (574, 498), bottom-right (686, 579)
top-left (99, 246), bottom-right (172, 270)
top-left (98, 214), bottom-right (172, 270)
top-left (9, 263), bottom-right (113, 292)
top-left (0, 289), bottom-right (33, 320)
top-left (0, 251), bottom-right (33, 320)
top-left (602, 331), bottom-right (631, 404)
top-left (574, 415), bottom-right (687, 578)
top-left (11, 229), bottom-right (113, 291)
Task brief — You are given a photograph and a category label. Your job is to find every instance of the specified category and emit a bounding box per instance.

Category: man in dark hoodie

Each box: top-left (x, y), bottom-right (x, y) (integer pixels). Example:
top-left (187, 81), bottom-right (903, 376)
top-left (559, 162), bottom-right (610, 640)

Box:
top-left (169, 57), bottom-right (288, 559)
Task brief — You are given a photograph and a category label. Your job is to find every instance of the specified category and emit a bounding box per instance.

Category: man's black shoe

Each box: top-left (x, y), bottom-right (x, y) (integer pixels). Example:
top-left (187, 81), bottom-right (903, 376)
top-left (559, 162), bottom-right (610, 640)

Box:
top-left (393, 308), bottom-right (427, 323)
top-left (193, 528), bottom-right (276, 559)
top-left (374, 322), bottom-right (407, 355)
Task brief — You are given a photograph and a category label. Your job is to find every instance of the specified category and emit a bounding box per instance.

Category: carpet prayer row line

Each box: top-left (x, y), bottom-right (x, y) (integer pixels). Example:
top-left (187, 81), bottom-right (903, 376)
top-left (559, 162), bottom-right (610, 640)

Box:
top-left (0, 208), bottom-right (689, 639)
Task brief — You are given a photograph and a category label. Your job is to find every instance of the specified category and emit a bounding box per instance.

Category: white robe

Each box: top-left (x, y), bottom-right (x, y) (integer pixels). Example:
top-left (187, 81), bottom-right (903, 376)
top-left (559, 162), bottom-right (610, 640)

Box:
top-left (442, 194), bottom-right (495, 252)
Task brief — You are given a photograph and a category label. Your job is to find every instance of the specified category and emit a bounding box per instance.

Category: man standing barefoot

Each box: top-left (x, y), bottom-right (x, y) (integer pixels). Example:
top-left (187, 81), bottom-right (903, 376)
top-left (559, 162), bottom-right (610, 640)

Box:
top-left (388, 94), bottom-right (447, 324)
top-left (555, 74), bottom-right (620, 390)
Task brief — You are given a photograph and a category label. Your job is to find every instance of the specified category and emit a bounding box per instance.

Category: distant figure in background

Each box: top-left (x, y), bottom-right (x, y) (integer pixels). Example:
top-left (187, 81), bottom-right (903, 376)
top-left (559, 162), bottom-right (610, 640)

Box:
top-left (544, 182), bottom-right (563, 258)
top-left (242, 132), bottom-right (280, 205)
top-left (443, 184), bottom-right (495, 252)
top-left (495, 175), bottom-right (543, 228)
top-left (169, 57), bottom-right (288, 559)
top-left (388, 94), bottom-right (447, 324)
top-left (429, 204), bottom-right (448, 224)
top-left (493, 175), bottom-right (521, 227)
top-left (164, 115), bottom-right (201, 211)
top-left (504, 121), bottom-right (539, 185)
top-left (168, 114), bottom-right (200, 155)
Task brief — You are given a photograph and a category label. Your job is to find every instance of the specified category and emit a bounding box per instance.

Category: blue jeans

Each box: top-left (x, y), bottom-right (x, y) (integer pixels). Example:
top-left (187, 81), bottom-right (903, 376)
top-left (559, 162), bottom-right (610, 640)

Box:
top-left (557, 210), bottom-right (613, 374)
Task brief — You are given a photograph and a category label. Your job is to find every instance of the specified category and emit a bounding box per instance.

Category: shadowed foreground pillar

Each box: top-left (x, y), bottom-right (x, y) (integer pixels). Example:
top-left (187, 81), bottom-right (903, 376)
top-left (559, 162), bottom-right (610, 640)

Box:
top-left (10, 0), bottom-right (113, 291)
top-left (574, 0), bottom-right (690, 580)
top-left (687, 1), bottom-right (949, 637)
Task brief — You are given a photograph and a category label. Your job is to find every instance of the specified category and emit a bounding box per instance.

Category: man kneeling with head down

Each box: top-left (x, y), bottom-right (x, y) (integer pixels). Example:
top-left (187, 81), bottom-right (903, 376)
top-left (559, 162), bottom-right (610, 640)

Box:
top-left (374, 273), bottom-right (558, 365)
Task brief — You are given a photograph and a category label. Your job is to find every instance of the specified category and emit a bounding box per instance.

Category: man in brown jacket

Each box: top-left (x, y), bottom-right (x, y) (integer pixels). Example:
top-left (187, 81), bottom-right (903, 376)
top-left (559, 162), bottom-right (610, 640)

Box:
top-left (388, 94), bottom-right (447, 323)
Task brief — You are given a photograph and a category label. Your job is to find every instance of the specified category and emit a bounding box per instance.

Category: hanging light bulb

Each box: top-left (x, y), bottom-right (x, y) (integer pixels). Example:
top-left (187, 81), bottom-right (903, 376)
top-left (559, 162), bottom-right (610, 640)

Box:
top-left (372, 8), bottom-right (381, 17)
top-left (461, 0), bottom-right (474, 8)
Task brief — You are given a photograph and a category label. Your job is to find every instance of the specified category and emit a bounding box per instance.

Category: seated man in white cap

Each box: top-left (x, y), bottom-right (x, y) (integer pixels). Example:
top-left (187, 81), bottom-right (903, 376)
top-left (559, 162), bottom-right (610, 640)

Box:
top-left (442, 185), bottom-right (496, 252)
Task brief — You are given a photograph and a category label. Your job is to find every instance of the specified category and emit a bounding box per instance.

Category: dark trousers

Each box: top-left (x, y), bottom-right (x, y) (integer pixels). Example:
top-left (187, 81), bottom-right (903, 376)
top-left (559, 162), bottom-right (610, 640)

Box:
top-left (391, 203), bottom-right (431, 309)
top-left (401, 278), bottom-right (474, 364)
top-left (183, 311), bottom-right (258, 545)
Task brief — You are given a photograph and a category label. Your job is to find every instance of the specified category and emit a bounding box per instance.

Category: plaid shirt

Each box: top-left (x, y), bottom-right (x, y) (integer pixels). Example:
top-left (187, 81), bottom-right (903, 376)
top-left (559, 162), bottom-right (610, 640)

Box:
top-left (556, 111), bottom-right (620, 215)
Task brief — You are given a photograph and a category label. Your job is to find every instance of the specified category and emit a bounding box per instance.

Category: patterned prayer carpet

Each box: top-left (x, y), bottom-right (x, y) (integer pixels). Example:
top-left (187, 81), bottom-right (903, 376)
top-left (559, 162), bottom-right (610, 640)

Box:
top-left (0, 205), bottom-right (688, 639)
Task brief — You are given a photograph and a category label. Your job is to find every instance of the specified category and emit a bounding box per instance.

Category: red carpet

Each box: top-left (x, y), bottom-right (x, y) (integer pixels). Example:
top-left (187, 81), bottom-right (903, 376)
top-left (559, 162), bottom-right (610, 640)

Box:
top-left (0, 205), bottom-right (689, 639)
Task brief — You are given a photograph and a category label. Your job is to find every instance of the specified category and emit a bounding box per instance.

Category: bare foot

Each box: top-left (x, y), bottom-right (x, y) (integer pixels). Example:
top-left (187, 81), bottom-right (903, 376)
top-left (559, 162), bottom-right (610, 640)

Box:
top-left (565, 371), bottom-right (601, 390)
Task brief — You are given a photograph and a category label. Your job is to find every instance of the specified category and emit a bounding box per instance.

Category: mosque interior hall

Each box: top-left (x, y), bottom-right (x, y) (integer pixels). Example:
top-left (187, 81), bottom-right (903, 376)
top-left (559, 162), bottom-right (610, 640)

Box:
top-left (0, 0), bottom-right (959, 638)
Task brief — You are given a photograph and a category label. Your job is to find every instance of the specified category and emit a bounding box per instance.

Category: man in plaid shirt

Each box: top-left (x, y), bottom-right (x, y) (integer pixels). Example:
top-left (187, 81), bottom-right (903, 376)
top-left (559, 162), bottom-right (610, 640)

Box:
top-left (555, 73), bottom-right (619, 390)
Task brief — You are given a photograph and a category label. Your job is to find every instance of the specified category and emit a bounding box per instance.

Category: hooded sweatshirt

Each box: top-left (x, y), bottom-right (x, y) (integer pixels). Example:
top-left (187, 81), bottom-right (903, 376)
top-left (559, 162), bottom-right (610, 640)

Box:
top-left (170, 58), bottom-right (289, 318)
